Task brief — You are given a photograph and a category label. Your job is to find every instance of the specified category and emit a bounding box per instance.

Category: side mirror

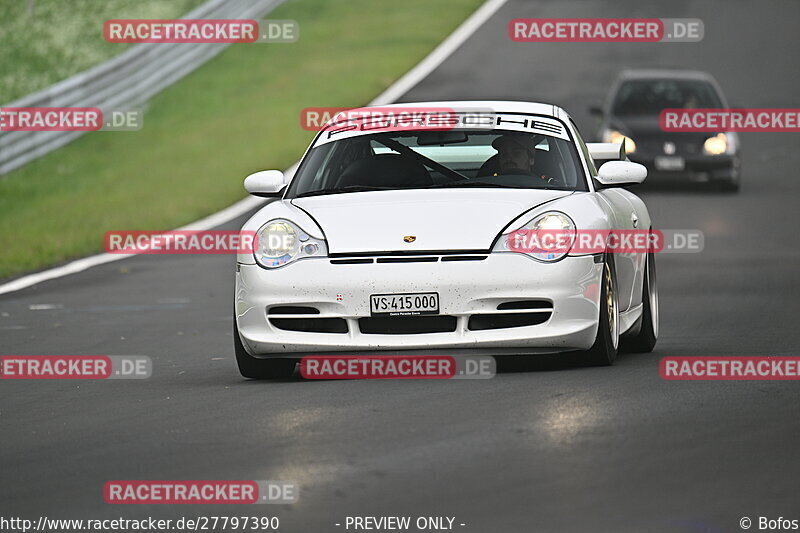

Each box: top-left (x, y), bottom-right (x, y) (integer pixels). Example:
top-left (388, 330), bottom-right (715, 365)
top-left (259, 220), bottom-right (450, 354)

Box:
top-left (589, 105), bottom-right (604, 117)
top-left (596, 161), bottom-right (647, 187)
top-left (244, 170), bottom-right (285, 198)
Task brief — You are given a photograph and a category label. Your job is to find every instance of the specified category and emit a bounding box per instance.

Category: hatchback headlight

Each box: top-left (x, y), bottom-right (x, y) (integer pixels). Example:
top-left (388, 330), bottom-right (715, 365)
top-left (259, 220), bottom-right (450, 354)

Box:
top-left (493, 211), bottom-right (576, 262)
top-left (254, 219), bottom-right (327, 268)
top-left (703, 133), bottom-right (728, 155)
top-left (604, 129), bottom-right (636, 154)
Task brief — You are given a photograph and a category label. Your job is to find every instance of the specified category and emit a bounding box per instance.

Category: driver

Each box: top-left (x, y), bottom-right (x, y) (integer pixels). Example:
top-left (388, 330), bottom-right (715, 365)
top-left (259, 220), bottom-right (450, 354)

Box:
top-left (490, 134), bottom-right (553, 183)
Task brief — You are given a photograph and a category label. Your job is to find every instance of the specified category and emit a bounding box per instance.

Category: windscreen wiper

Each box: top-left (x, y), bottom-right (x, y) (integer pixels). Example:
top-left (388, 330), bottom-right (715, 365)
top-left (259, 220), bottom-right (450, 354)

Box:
top-left (294, 185), bottom-right (390, 198)
top-left (427, 181), bottom-right (572, 191)
top-left (426, 181), bottom-right (526, 189)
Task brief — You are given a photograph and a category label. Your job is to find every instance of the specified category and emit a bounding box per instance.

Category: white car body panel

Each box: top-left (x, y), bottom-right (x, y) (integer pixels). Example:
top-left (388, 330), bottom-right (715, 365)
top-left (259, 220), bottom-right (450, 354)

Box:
top-left (235, 100), bottom-right (654, 357)
top-left (292, 188), bottom-right (572, 254)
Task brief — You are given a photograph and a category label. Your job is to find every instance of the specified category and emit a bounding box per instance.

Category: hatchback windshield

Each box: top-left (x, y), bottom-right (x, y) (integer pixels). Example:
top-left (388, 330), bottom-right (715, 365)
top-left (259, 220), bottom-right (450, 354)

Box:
top-left (612, 79), bottom-right (723, 116)
top-left (287, 130), bottom-right (587, 198)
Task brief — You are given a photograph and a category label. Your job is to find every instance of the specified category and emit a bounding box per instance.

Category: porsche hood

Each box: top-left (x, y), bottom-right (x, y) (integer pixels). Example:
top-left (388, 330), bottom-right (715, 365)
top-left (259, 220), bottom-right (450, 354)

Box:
top-left (290, 188), bottom-right (573, 254)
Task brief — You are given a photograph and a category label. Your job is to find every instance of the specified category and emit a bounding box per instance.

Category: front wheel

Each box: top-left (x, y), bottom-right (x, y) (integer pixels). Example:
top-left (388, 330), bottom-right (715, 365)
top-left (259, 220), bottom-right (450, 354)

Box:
top-left (622, 251), bottom-right (659, 353)
top-left (233, 318), bottom-right (296, 379)
top-left (581, 257), bottom-right (619, 366)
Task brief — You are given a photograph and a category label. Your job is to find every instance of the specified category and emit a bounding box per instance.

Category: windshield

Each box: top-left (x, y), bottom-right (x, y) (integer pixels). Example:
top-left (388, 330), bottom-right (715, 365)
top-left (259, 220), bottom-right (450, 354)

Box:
top-left (612, 79), bottom-right (723, 116)
top-left (287, 130), bottom-right (587, 198)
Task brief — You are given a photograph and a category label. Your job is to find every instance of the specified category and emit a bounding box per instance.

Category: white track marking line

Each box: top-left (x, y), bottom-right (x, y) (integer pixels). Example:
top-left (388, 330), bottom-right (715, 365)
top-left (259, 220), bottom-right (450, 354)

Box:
top-left (0, 0), bottom-right (507, 297)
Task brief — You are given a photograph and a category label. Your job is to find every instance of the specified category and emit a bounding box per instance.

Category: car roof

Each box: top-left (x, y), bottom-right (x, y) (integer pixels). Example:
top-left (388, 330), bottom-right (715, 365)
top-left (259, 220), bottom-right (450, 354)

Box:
top-left (347, 100), bottom-right (567, 120)
top-left (311, 101), bottom-right (577, 147)
top-left (616, 69), bottom-right (718, 82)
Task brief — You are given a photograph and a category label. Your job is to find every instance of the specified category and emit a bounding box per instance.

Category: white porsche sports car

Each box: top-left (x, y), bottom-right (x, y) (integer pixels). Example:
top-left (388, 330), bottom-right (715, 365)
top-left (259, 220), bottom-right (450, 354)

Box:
top-left (234, 101), bottom-right (658, 378)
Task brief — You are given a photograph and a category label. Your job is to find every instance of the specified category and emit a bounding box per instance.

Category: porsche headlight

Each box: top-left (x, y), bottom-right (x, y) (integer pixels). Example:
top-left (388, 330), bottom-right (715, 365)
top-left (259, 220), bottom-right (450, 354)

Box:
top-left (703, 133), bottom-right (728, 155)
top-left (604, 129), bottom-right (636, 154)
top-left (255, 219), bottom-right (327, 268)
top-left (493, 211), bottom-right (576, 262)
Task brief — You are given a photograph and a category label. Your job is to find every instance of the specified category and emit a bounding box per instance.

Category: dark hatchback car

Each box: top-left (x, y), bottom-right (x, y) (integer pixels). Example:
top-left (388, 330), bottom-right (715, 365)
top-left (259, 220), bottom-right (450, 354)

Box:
top-left (592, 69), bottom-right (741, 191)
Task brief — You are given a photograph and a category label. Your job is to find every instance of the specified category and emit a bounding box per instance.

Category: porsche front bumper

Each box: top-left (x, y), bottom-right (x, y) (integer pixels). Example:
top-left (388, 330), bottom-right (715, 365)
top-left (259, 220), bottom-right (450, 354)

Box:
top-left (235, 253), bottom-right (603, 356)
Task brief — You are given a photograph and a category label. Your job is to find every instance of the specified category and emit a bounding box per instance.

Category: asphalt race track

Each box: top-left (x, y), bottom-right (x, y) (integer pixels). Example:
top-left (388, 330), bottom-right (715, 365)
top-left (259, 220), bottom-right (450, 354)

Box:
top-left (2, 1), bottom-right (800, 532)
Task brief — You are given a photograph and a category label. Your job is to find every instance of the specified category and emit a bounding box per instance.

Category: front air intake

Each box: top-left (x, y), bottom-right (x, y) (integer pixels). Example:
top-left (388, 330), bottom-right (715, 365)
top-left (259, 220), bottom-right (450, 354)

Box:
top-left (359, 315), bottom-right (457, 334)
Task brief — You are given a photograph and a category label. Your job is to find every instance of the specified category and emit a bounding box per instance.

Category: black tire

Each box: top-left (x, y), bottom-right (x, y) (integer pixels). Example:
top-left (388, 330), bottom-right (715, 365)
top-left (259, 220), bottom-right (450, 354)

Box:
top-left (716, 166), bottom-right (741, 192)
top-left (582, 257), bottom-right (619, 366)
top-left (233, 318), bottom-right (296, 379)
top-left (622, 252), bottom-right (659, 353)
top-left (717, 177), bottom-right (740, 192)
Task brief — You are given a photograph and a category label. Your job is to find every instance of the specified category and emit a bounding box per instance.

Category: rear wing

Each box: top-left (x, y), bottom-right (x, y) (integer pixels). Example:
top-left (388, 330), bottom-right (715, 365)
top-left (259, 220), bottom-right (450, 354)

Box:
top-left (586, 142), bottom-right (626, 163)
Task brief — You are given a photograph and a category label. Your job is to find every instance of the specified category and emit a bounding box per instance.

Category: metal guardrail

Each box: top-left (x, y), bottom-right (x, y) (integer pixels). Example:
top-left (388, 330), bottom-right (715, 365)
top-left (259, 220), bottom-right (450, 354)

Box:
top-left (0, 0), bottom-right (284, 176)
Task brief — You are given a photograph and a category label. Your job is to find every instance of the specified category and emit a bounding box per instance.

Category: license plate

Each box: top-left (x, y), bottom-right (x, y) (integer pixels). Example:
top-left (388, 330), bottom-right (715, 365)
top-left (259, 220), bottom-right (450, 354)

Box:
top-left (370, 292), bottom-right (439, 316)
top-left (654, 155), bottom-right (685, 171)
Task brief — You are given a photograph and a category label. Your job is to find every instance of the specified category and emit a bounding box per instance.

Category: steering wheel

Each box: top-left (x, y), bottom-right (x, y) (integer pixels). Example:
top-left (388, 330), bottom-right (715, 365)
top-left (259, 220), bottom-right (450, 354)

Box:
top-left (499, 168), bottom-right (559, 186)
